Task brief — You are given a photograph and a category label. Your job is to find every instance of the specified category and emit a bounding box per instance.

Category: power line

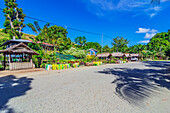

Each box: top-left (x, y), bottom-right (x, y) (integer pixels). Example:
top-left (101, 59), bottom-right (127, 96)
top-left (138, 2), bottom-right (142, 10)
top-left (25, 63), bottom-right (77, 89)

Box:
top-left (0, 7), bottom-right (113, 38)
top-left (25, 16), bottom-right (102, 36)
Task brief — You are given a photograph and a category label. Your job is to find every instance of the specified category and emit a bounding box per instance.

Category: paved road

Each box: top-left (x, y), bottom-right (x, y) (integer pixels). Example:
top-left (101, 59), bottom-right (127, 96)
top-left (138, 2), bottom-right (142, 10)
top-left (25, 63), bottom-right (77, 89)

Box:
top-left (0, 61), bottom-right (170, 113)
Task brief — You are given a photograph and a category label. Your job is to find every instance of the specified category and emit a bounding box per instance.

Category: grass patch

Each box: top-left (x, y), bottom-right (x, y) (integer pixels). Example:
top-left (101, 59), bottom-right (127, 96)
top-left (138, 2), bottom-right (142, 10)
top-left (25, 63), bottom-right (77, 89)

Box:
top-left (0, 31), bottom-right (10, 40)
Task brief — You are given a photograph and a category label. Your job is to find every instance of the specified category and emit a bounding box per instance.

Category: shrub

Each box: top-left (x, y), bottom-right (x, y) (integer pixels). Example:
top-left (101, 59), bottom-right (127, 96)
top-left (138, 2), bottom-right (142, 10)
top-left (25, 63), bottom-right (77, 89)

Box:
top-left (103, 60), bottom-right (107, 64)
top-left (110, 60), bottom-right (116, 63)
top-left (154, 57), bottom-right (158, 60)
top-left (40, 63), bottom-right (46, 68)
top-left (32, 56), bottom-right (39, 68)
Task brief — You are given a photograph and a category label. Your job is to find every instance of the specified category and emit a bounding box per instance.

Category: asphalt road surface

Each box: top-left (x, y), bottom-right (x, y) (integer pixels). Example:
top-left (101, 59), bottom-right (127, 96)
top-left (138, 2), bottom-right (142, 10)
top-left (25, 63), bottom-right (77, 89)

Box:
top-left (0, 61), bottom-right (170, 113)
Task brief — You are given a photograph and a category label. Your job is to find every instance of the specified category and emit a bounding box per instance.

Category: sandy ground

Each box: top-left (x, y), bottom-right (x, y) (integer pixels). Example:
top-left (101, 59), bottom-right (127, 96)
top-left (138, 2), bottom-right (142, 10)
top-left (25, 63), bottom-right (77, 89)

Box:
top-left (0, 61), bottom-right (170, 113)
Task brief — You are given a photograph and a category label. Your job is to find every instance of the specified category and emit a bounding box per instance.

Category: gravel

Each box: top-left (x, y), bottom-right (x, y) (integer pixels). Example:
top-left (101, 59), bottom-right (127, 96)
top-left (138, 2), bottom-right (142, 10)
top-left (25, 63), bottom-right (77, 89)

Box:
top-left (0, 61), bottom-right (170, 113)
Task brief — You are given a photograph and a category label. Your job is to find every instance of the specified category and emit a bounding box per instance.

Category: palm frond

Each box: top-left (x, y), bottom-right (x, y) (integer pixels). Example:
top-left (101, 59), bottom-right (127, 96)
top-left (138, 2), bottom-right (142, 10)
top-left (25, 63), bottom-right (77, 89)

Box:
top-left (27, 23), bottom-right (38, 34)
top-left (34, 21), bottom-right (42, 33)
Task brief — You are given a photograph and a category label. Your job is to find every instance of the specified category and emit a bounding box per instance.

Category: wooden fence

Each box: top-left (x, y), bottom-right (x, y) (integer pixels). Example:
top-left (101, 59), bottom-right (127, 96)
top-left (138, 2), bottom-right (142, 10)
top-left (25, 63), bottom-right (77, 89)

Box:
top-left (9, 62), bottom-right (33, 70)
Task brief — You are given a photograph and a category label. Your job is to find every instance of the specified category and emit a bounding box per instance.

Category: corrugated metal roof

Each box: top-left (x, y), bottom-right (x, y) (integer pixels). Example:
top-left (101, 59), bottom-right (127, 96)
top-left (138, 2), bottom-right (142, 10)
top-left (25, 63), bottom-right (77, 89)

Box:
top-left (2, 39), bottom-right (32, 46)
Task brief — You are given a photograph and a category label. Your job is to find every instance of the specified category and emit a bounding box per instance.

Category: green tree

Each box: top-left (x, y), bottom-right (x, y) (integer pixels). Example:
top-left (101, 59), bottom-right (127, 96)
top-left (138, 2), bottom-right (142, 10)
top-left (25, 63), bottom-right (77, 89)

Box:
top-left (3, 0), bottom-right (26, 39)
top-left (111, 36), bottom-right (129, 53)
top-left (128, 44), bottom-right (147, 54)
top-left (147, 31), bottom-right (170, 59)
top-left (102, 45), bottom-right (110, 53)
top-left (165, 46), bottom-right (170, 58)
top-left (27, 23), bottom-right (71, 52)
top-left (75, 36), bottom-right (87, 47)
top-left (85, 42), bottom-right (102, 52)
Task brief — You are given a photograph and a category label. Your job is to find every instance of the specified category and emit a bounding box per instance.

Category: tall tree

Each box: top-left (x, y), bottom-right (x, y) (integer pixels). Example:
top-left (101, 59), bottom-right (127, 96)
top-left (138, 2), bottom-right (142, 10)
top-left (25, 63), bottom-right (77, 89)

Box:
top-left (85, 42), bottom-right (102, 52)
top-left (103, 45), bottom-right (111, 53)
top-left (147, 31), bottom-right (170, 58)
top-left (75, 36), bottom-right (87, 47)
top-left (111, 36), bottom-right (129, 53)
top-left (3, 0), bottom-right (26, 39)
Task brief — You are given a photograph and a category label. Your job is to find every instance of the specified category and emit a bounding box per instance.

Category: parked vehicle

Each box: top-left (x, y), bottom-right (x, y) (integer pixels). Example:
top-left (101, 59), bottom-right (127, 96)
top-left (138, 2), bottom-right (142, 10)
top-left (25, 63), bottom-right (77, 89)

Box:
top-left (131, 57), bottom-right (138, 61)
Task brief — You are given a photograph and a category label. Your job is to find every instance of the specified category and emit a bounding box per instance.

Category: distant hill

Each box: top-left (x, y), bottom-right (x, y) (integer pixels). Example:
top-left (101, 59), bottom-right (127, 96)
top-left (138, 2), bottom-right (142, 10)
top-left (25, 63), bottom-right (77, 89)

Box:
top-left (0, 28), bottom-right (36, 40)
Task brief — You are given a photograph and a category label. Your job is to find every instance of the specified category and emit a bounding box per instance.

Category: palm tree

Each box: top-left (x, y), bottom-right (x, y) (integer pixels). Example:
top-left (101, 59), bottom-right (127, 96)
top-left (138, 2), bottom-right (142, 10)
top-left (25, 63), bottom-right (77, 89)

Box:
top-left (27, 21), bottom-right (50, 42)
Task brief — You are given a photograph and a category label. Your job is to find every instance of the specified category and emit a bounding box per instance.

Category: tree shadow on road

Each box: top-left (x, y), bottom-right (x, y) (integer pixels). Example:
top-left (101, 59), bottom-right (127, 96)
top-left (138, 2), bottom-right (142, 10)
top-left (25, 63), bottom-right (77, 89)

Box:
top-left (97, 62), bottom-right (170, 105)
top-left (144, 61), bottom-right (170, 69)
top-left (0, 75), bottom-right (33, 113)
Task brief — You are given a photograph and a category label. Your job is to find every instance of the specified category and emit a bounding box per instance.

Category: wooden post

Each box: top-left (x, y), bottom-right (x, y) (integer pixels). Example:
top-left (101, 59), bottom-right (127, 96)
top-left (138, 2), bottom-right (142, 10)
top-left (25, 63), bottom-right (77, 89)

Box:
top-left (9, 54), bottom-right (11, 63)
top-left (3, 53), bottom-right (6, 70)
top-left (22, 53), bottom-right (24, 62)
top-left (9, 54), bottom-right (11, 70)
top-left (30, 54), bottom-right (33, 68)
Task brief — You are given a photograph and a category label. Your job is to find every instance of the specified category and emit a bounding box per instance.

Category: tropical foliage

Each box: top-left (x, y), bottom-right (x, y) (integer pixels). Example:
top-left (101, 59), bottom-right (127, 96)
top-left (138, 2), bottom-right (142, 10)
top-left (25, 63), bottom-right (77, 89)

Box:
top-left (75, 36), bottom-right (87, 47)
top-left (147, 31), bottom-right (170, 58)
top-left (62, 47), bottom-right (87, 58)
top-left (111, 36), bottom-right (129, 53)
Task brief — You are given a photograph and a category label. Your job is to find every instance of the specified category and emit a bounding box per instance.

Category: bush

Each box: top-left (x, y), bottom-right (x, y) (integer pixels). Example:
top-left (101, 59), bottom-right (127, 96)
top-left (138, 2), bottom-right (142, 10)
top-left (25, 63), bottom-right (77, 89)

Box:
top-left (32, 56), bottom-right (39, 68)
top-left (110, 60), bottom-right (116, 63)
top-left (86, 55), bottom-right (95, 62)
top-left (40, 63), bottom-right (46, 68)
top-left (154, 57), bottom-right (158, 60)
top-left (0, 64), bottom-right (3, 68)
top-left (103, 60), bottom-right (107, 64)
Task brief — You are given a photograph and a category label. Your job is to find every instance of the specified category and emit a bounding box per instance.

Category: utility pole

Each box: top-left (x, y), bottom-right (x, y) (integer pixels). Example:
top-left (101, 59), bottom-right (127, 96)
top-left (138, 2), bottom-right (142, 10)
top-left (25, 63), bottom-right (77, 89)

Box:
top-left (101, 34), bottom-right (103, 53)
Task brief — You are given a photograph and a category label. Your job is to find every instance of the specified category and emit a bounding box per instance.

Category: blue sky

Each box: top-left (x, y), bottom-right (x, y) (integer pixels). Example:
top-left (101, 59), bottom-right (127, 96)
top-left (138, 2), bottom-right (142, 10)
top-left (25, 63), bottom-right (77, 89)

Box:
top-left (0, 0), bottom-right (170, 47)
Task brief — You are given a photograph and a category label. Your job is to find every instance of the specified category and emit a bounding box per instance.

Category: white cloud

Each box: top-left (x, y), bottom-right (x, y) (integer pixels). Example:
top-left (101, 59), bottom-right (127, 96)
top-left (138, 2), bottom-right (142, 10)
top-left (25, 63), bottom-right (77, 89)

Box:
top-left (81, 0), bottom-right (154, 18)
top-left (81, 0), bottom-right (169, 18)
top-left (136, 28), bottom-right (158, 33)
top-left (150, 13), bottom-right (156, 17)
top-left (145, 6), bottom-right (161, 18)
top-left (89, 0), bottom-right (115, 11)
top-left (144, 33), bottom-right (156, 39)
top-left (85, 0), bottom-right (149, 11)
top-left (136, 27), bottom-right (158, 43)
top-left (150, 29), bottom-right (158, 33)
top-left (136, 28), bottom-right (150, 33)
top-left (138, 40), bottom-right (150, 43)
top-left (161, 0), bottom-right (170, 2)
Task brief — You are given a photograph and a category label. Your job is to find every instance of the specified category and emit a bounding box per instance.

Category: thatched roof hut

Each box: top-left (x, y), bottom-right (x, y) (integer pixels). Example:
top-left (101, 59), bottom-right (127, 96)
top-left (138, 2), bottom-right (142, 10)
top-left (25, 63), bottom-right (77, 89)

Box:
top-left (130, 53), bottom-right (140, 57)
top-left (0, 43), bottom-right (39, 55)
top-left (124, 53), bottom-right (131, 57)
top-left (111, 52), bottom-right (123, 57)
top-left (97, 53), bottom-right (111, 58)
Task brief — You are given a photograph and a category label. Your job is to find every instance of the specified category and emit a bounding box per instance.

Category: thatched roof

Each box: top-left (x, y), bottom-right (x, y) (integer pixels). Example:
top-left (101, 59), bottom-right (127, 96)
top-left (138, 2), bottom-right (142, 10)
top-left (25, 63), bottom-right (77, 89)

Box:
top-left (97, 53), bottom-right (111, 57)
top-left (131, 53), bottom-right (140, 57)
top-left (124, 53), bottom-right (130, 57)
top-left (0, 43), bottom-right (40, 55)
top-left (111, 52), bottom-right (123, 57)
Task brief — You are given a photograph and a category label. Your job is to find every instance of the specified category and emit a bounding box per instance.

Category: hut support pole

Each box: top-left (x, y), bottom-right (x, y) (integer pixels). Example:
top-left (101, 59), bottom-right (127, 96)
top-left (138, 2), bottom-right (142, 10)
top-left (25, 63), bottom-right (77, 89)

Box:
top-left (9, 54), bottom-right (11, 64)
top-left (30, 55), bottom-right (33, 68)
top-left (22, 53), bottom-right (24, 62)
top-left (9, 54), bottom-right (11, 70)
top-left (3, 53), bottom-right (6, 70)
